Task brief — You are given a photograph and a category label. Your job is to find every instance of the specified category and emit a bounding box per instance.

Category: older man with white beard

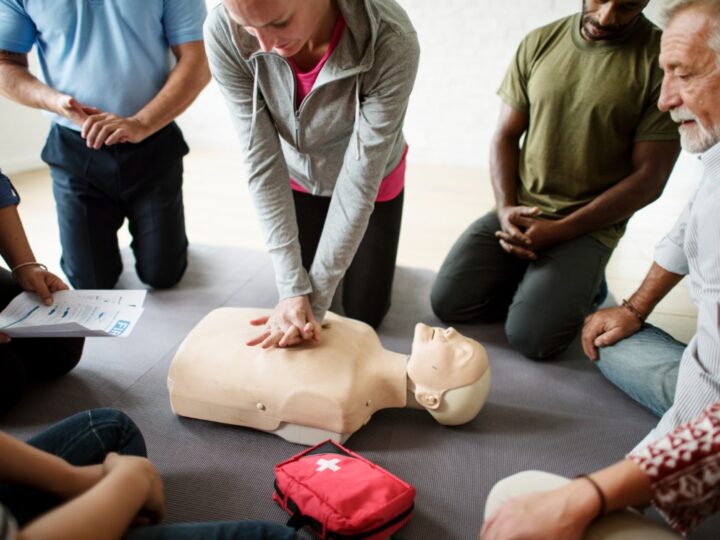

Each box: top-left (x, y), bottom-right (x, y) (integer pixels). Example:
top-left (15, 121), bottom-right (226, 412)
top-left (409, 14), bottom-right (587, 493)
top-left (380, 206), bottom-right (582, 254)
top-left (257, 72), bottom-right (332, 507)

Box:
top-left (582, 0), bottom-right (720, 449)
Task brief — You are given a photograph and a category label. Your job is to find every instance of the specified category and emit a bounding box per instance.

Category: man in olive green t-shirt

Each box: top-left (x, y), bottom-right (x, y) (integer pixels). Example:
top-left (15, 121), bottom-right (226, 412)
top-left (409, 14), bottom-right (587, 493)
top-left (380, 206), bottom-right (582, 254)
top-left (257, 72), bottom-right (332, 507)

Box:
top-left (431, 0), bottom-right (680, 360)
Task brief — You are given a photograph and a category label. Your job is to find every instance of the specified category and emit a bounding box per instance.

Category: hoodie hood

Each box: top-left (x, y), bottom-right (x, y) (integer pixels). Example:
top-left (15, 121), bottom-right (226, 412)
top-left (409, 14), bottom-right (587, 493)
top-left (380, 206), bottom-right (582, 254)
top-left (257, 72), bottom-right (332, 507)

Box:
top-left (226, 0), bottom-right (377, 80)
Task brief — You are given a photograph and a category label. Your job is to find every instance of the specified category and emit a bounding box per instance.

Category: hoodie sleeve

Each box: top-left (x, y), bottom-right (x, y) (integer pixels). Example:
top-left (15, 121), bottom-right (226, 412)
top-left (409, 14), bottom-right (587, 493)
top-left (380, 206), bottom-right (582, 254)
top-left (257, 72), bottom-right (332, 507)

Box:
top-left (307, 27), bottom-right (420, 321)
top-left (204, 7), bottom-right (312, 300)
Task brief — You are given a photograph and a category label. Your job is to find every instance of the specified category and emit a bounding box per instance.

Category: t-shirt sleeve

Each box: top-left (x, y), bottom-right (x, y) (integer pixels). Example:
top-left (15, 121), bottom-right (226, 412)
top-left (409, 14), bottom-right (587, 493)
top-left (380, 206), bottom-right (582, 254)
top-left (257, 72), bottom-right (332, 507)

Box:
top-left (0, 0), bottom-right (36, 53)
top-left (634, 66), bottom-right (679, 142)
top-left (0, 171), bottom-right (20, 209)
top-left (497, 35), bottom-right (533, 114)
top-left (162, 0), bottom-right (207, 47)
top-left (627, 402), bottom-right (720, 536)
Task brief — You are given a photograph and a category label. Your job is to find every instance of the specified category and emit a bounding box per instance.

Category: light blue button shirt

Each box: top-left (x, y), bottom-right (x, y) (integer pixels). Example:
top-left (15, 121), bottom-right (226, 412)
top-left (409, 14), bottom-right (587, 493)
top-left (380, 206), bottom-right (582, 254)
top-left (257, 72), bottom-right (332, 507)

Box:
top-left (634, 142), bottom-right (720, 451)
top-left (0, 0), bottom-right (206, 130)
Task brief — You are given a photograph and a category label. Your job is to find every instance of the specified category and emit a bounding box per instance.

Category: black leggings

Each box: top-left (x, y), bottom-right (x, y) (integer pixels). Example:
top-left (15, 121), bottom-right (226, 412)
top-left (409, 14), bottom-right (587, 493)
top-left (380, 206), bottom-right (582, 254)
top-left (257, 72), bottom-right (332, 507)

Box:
top-left (293, 189), bottom-right (403, 328)
top-left (0, 268), bottom-right (84, 415)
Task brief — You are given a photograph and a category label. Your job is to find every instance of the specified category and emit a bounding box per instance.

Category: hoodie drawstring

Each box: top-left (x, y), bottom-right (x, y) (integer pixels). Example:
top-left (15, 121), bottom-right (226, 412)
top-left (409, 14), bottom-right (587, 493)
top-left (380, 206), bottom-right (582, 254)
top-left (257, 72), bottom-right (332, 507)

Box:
top-left (354, 74), bottom-right (360, 160)
top-left (248, 58), bottom-right (259, 151)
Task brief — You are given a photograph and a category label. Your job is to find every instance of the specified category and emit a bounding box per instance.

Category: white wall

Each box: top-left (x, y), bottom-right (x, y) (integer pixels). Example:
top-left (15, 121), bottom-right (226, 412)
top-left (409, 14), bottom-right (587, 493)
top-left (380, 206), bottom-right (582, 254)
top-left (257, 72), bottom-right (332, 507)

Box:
top-left (180, 0), bottom-right (664, 167)
top-left (0, 1), bottom-right (665, 172)
top-left (0, 54), bottom-right (50, 174)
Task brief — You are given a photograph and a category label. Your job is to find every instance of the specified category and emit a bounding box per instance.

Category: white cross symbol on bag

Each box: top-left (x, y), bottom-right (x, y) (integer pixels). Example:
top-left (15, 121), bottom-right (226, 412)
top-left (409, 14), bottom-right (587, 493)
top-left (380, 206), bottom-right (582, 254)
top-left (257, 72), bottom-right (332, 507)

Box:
top-left (316, 458), bottom-right (341, 472)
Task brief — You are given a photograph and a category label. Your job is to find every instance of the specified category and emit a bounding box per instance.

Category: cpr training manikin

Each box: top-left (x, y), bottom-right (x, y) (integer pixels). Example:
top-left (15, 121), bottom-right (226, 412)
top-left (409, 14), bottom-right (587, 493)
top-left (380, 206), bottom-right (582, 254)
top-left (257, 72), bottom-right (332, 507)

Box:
top-left (168, 308), bottom-right (491, 445)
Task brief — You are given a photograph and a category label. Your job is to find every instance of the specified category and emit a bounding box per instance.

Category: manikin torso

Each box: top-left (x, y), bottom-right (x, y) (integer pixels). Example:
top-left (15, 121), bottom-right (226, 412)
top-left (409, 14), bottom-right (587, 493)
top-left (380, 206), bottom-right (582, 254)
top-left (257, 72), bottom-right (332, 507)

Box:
top-left (168, 308), bottom-right (490, 445)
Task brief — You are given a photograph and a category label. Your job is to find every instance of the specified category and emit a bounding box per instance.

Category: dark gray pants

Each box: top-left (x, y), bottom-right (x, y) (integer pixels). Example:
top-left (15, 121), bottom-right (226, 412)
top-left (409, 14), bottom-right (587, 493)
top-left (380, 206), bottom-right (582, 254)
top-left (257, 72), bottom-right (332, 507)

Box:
top-left (431, 212), bottom-right (612, 360)
top-left (0, 268), bottom-right (84, 415)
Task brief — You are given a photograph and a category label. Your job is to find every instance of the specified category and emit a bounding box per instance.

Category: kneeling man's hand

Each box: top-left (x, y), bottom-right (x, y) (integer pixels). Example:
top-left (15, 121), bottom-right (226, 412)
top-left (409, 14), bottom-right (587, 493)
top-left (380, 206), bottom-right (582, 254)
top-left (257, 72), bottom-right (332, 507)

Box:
top-left (496, 205), bottom-right (539, 260)
top-left (582, 307), bottom-right (642, 361)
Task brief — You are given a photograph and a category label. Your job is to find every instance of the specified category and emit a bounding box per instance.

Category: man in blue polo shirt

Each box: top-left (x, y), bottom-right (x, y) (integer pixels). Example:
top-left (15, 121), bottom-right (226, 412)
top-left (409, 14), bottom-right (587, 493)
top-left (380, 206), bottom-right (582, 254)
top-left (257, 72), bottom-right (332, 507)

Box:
top-left (0, 0), bottom-right (210, 289)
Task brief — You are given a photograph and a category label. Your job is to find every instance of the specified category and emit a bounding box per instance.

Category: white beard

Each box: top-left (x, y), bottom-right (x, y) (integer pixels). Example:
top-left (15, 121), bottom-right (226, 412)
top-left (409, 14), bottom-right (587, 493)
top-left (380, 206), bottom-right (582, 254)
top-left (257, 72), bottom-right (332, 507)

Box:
top-left (672, 107), bottom-right (720, 154)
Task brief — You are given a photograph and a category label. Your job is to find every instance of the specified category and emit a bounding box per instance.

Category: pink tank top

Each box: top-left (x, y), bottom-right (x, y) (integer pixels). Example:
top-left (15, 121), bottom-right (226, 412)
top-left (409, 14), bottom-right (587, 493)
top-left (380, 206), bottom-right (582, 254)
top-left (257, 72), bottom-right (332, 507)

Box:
top-left (288, 15), bottom-right (406, 203)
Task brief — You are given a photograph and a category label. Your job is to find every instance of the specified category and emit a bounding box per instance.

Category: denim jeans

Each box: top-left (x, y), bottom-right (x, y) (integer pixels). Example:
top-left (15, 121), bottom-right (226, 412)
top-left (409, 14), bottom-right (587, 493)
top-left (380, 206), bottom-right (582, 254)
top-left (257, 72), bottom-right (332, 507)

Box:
top-left (595, 323), bottom-right (686, 417)
top-left (124, 521), bottom-right (298, 540)
top-left (0, 409), bottom-right (297, 540)
top-left (0, 408), bottom-right (146, 524)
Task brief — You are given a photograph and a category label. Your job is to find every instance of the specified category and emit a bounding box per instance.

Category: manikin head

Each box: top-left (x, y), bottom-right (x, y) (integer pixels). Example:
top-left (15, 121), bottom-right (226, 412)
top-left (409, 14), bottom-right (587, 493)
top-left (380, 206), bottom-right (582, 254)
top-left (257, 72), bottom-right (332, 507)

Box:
top-left (580, 0), bottom-right (649, 41)
top-left (658, 0), bottom-right (720, 153)
top-left (407, 324), bottom-right (491, 426)
top-left (223, 0), bottom-right (335, 57)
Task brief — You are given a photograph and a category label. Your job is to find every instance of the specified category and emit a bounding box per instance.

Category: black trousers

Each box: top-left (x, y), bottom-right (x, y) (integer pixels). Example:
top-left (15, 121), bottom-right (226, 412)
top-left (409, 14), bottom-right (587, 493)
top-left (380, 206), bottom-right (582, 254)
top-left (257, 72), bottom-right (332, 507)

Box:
top-left (293, 189), bottom-right (403, 328)
top-left (42, 122), bottom-right (189, 289)
top-left (431, 212), bottom-right (612, 360)
top-left (0, 268), bottom-right (84, 415)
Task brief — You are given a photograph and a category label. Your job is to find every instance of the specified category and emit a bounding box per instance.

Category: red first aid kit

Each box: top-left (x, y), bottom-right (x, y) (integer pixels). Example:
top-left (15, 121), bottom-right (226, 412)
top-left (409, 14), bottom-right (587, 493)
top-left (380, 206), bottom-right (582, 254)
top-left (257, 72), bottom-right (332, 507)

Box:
top-left (273, 440), bottom-right (416, 539)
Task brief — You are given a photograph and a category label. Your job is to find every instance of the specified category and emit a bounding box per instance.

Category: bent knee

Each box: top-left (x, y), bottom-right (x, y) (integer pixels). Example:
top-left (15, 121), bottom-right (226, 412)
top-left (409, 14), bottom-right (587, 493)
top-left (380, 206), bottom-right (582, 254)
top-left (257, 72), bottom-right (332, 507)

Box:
top-left (505, 306), bottom-right (578, 361)
top-left (41, 338), bottom-right (84, 379)
top-left (430, 281), bottom-right (461, 322)
top-left (137, 259), bottom-right (187, 289)
top-left (68, 270), bottom-right (120, 290)
top-left (430, 280), bottom-right (500, 323)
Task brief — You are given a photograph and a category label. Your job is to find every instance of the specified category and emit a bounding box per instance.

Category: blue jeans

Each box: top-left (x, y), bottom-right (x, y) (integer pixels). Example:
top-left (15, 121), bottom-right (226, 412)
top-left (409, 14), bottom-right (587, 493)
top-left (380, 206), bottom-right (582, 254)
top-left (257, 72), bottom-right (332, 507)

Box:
top-left (124, 521), bottom-right (298, 540)
top-left (0, 408), bottom-right (146, 524)
top-left (595, 324), bottom-right (686, 417)
top-left (0, 409), bottom-right (297, 540)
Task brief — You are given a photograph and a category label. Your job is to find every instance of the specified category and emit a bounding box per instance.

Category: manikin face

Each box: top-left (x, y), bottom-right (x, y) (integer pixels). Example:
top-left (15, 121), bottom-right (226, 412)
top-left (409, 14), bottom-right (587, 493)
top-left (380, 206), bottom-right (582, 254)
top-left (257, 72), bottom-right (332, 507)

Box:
top-left (580, 0), bottom-right (648, 41)
top-left (223, 0), bottom-right (329, 57)
top-left (658, 7), bottom-right (720, 154)
top-left (407, 324), bottom-right (488, 410)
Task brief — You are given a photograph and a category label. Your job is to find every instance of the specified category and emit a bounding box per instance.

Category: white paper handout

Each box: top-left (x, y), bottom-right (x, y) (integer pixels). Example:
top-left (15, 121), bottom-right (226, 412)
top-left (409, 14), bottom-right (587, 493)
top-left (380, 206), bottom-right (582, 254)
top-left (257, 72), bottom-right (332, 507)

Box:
top-left (0, 290), bottom-right (147, 338)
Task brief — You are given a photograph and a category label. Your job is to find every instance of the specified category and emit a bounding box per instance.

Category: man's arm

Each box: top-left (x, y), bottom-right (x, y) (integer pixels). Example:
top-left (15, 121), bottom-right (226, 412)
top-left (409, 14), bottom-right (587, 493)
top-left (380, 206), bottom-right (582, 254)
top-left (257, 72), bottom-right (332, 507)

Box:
top-left (0, 50), bottom-right (96, 126)
top-left (552, 139), bottom-right (680, 242)
top-left (581, 262), bottom-right (684, 360)
top-left (82, 41), bottom-right (211, 149)
top-left (480, 459), bottom-right (655, 540)
top-left (489, 103), bottom-right (542, 260)
top-left (510, 139), bottom-right (680, 255)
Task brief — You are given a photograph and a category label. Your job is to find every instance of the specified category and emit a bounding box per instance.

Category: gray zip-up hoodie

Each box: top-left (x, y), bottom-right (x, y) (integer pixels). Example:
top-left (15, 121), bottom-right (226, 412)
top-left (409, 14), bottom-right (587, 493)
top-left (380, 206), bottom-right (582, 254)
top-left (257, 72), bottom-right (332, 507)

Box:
top-left (204, 0), bottom-right (420, 321)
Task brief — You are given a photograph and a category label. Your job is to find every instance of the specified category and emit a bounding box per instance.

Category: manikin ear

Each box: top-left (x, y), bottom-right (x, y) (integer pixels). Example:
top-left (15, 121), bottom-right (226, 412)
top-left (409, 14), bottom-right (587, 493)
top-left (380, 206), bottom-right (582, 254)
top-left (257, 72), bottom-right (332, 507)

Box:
top-left (425, 369), bottom-right (492, 426)
top-left (414, 389), bottom-right (443, 410)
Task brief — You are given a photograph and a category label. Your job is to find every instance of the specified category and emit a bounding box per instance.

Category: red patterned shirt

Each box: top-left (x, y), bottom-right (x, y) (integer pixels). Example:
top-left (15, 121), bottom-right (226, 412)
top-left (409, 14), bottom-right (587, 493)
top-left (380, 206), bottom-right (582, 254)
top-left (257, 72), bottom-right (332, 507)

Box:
top-left (628, 401), bottom-right (720, 536)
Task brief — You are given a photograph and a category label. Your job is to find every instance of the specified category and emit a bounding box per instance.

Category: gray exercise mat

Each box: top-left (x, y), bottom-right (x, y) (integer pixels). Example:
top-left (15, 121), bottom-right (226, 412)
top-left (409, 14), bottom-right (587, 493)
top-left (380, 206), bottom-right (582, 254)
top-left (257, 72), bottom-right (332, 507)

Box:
top-left (2, 245), bottom-right (717, 539)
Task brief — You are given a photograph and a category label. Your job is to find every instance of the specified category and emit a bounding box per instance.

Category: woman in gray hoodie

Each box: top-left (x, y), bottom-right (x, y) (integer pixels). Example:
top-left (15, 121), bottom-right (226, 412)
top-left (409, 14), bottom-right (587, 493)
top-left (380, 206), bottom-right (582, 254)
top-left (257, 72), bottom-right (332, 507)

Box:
top-left (205, 0), bottom-right (420, 348)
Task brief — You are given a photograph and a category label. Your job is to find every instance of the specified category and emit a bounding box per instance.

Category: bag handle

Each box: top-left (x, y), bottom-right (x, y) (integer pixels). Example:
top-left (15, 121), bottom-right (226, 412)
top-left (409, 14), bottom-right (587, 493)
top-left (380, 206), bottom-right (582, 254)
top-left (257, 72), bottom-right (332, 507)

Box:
top-left (286, 509), bottom-right (316, 531)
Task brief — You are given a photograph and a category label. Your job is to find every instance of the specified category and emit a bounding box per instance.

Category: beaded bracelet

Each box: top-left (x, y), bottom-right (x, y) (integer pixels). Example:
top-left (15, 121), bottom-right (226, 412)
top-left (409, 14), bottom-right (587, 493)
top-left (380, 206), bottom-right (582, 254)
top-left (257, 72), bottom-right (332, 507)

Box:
top-left (576, 474), bottom-right (607, 519)
top-left (621, 298), bottom-right (646, 322)
top-left (10, 261), bottom-right (48, 281)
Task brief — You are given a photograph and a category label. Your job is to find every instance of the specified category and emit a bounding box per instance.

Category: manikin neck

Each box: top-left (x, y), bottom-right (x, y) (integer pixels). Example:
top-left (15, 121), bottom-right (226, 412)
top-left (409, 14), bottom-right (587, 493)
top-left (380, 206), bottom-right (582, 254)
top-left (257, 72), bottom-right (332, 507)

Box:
top-left (367, 347), bottom-right (411, 409)
top-left (404, 355), bottom-right (425, 410)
